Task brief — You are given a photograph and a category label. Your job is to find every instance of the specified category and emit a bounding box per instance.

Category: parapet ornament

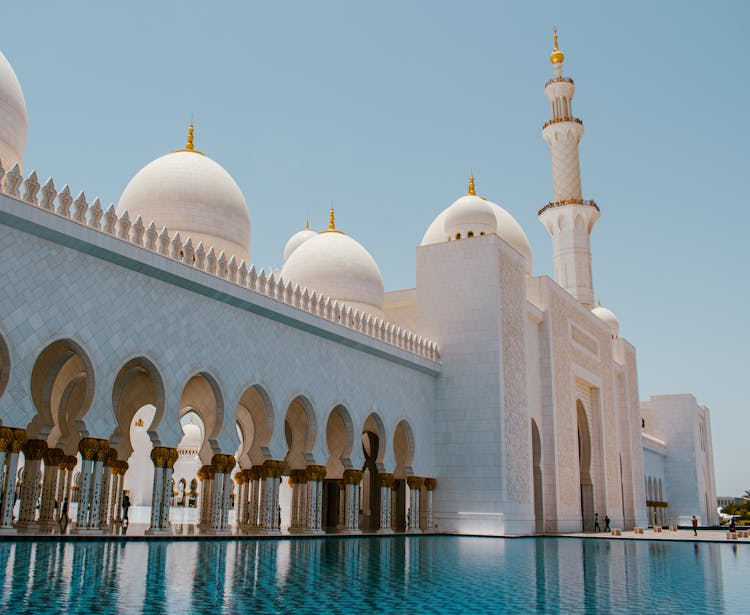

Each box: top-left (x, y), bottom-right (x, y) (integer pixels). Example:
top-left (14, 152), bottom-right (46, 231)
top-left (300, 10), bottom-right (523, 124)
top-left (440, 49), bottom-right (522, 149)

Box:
top-left (0, 163), bottom-right (440, 361)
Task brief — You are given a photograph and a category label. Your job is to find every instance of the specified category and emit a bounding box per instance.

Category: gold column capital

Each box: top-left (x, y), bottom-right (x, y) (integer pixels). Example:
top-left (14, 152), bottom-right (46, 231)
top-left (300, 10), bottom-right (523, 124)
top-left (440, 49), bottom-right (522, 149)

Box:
top-left (406, 476), bottom-right (423, 490)
top-left (43, 447), bottom-right (66, 466)
top-left (150, 446), bottom-right (172, 468)
top-left (424, 477), bottom-right (437, 491)
top-left (23, 438), bottom-right (48, 460)
top-left (0, 426), bottom-right (12, 452)
top-left (9, 428), bottom-right (27, 453)
top-left (263, 459), bottom-right (285, 478)
top-left (343, 469), bottom-right (363, 485)
top-left (378, 472), bottom-right (395, 487)
top-left (235, 471), bottom-right (246, 485)
top-left (306, 465), bottom-right (327, 482)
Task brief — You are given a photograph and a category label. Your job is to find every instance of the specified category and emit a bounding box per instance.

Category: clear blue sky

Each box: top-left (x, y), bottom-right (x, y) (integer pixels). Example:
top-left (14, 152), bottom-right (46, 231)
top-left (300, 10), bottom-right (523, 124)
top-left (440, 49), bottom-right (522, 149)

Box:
top-left (4, 2), bottom-right (747, 495)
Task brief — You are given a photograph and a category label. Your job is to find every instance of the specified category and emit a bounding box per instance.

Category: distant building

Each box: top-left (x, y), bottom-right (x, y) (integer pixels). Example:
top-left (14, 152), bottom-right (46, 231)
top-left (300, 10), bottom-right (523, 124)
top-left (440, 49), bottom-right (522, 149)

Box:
top-left (641, 395), bottom-right (718, 526)
top-left (717, 496), bottom-right (743, 509)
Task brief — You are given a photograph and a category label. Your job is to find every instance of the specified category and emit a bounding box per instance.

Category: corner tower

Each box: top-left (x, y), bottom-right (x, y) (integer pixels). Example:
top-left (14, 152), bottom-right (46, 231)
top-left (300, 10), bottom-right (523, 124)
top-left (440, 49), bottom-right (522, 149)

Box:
top-left (538, 29), bottom-right (599, 308)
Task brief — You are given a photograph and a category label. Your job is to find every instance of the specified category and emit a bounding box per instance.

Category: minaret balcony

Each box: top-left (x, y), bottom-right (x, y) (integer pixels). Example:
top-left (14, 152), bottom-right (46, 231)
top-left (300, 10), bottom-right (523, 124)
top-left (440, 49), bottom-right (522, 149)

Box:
top-left (537, 198), bottom-right (599, 216)
top-left (542, 116), bottom-right (583, 130)
top-left (545, 76), bottom-right (574, 87)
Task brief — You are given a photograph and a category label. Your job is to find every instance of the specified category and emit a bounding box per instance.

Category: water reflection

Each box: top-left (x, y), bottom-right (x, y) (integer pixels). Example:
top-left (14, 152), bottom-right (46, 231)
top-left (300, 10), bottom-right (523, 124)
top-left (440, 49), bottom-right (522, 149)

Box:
top-left (0, 537), bottom-right (745, 614)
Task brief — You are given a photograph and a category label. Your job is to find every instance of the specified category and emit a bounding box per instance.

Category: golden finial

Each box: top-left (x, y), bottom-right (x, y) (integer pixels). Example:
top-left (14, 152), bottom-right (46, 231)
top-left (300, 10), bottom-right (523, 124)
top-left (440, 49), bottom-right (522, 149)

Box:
top-left (186, 123), bottom-right (195, 151)
top-left (550, 27), bottom-right (565, 64)
top-left (597, 298), bottom-right (602, 308)
top-left (175, 122), bottom-right (205, 155)
top-left (467, 173), bottom-right (476, 196)
top-left (305, 217), bottom-right (310, 230)
top-left (322, 207), bottom-right (344, 234)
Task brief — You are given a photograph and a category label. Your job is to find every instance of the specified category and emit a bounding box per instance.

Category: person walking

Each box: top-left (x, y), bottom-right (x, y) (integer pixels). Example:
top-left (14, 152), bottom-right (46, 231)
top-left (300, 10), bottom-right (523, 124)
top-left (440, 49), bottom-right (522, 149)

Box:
top-left (594, 513), bottom-right (601, 532)
top-left (604, 515), bottom-right (610, 532)
top-left (691, 515), bottom-right (698, 536)
top-left (122, 493), bottom-right (131, 526)
top-left (59, 497), bottom-right (69, 533)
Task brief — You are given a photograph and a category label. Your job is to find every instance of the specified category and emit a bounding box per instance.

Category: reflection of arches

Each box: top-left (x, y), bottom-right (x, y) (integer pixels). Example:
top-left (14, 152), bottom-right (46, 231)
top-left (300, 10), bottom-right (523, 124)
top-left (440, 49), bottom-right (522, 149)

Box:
top-left (393, 419), bottom-right (414, 479)
top-left (531, 419), bottom-right (543, 534)
top-left (110, 357), bottom-right (165, 460)
top-left (180, 373), bottom-right (225, 464)
top-left (577, 400), bottom-right (593, 532)
top-left (284, 396), bottom-right (317, 471)
top-left (28, 339), bottom-right (95, 450)
top-left (235, 385), bottom-right (273, 467)
top-left (0, 333), bottom-right (10, 402)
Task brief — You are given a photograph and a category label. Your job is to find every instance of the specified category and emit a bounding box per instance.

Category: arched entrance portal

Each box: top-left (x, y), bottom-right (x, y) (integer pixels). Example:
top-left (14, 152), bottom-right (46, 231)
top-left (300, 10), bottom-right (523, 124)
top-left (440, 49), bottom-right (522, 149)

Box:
top-left (576, 400), bottom-right (593, 532)
top-left (531, 419), bottom-right (543, 534)
top-left (360, 413), bottom-right (385, 531)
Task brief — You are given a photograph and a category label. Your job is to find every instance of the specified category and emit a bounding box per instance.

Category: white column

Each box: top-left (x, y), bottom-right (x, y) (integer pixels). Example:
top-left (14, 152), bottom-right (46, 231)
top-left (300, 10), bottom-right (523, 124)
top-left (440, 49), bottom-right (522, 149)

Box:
top-left (407, 477), bottom-right (422, 533)
top-left (149, 465), bottom-right (163, 530)
top-left (297, 477), bottom-right (307, 529)
top-left (108, 469), bottom-right (120, 523)
top-left (0, 432), bottom-right (23, 532)
top-left (39, 451), bottom-right (62, 530)
top-left (289, 477), bottom-right (300, 530)
top-left (160, 465), bottom-right (174, 530)
top-left (391, 483), bottom-right (399, 532)
top-left (424, 479), bottom-right (436, 532)
top-left (236, 475), bottom-right (247, 527)
top-left (377, 473), bottom-right (393, 534)
top-left (247, 470), bottom-right (260, 529)
top-left (343, 470), bottom-right (362, 534)
top-left (303, 465), bottom-right (325, 534)
top-left (220, 471), bottom-right (232, 530)
top-left (55, 459), bottom-right (68, 522)
top-left (99, 465), bottom-right (112, 527)
top-left (88, 458), bottom-right (104, 528)
top-left (338, 481), bottom-right (346, 530)
top-left (260, 460), bottom-right (283, 533)
top-left (17, 439), bottom-right (46, 529)
top-left (76, 457), bottom-right (93, 529)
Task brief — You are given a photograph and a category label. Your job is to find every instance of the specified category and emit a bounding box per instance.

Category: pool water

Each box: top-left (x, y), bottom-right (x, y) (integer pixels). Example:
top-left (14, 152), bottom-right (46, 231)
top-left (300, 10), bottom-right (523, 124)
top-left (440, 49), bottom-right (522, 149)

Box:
top-left (0, 536), bottom-right (748, 614)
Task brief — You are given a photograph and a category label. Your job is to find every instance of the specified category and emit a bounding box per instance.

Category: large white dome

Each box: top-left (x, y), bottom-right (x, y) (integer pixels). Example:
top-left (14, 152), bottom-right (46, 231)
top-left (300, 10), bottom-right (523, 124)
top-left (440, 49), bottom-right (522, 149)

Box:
top-left (592, 304), bottom-right (619, 338)
top-left (421, 182), bottom-right (532, 274)
top-left (281, 213), bottom-right (384, 318)
top-left (0, 50), bottom-right (28, 172)
top-left (118, 128), bottom-right (251, 263)
top-left (283, 222), bottom-right (317, 263)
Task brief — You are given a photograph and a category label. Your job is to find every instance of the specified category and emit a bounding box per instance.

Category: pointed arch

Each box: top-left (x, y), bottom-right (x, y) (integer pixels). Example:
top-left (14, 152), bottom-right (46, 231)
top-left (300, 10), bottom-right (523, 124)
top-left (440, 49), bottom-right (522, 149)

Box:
top-left (0, 333), bottom-right (10, 403)
top-left (28, 338), bottom-right (95, 445)
top-left (325, 404), bottom-right (354, 478)
top-left (393, 419), bottom-right (415, 479)
top-left (235, 384), bottom-right (274, 467)
top-left (284, 395), bottom-right (317, 471)
top-left (180, 372), bottom-right (225, 464)
top-left (577, 399), bottom-right (593, 532)
top-left (110, 356), bottom-right (166, 460)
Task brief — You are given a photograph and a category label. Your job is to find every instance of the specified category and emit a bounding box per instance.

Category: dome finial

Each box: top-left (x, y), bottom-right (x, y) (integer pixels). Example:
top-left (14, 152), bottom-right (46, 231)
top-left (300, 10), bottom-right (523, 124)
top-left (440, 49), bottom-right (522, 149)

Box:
top-left (305, 217), bottom-right (310, 230)
top-left (328, 207), bottom-right (336, 230)
top-left (186, 122), bottom-right (195, 151)
top-left (175, 121), bottom-right (204, 155)
top-left (550, 26), bottom-right (565, 64)
top-left (468, 173), bottom-right (476, 196)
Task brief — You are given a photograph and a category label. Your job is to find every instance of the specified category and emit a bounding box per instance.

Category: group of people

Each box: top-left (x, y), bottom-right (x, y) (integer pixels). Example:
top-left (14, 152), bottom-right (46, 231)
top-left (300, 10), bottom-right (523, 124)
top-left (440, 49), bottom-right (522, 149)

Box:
top-left (593, 513), bottom-right (610, 533)
top-left (53, 493), bottom-right (131, 532)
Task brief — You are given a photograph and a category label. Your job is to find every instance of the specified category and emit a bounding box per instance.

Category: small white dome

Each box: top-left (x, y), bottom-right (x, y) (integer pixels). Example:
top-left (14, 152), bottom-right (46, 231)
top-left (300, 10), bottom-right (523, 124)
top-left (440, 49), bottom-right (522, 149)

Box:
top-left (421, 186), bottom-right (532, 274)
top-left (283, 224), bottom-right (317, 263)
top-left (179, 420), bottom-right (202, 450)
top-left (444, 195), bottom-right (498, 238)
top-left (118, 128), bottom-right (251, 263)
top-left (592, 304), bottom-right (619, 338)
top-left (0, 50), bottom-right (28, 172)
top-left (281, 214), bottom-right (384, 318)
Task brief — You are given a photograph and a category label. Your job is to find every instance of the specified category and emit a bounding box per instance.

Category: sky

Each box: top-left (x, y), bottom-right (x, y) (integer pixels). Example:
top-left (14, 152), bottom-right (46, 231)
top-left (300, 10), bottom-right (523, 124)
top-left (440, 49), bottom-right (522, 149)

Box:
top-left (3, 2), bottom-right (747, 496)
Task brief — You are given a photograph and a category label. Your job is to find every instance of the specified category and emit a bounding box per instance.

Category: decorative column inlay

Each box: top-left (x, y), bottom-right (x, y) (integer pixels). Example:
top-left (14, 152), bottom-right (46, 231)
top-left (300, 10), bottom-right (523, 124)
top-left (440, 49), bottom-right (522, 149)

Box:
top-left (0, 428), bottom-right (26, 532)
top-left (98, 448), bottom-right (117, 527)
top-left (406, 476), bottom-right (423, 533)
top-left (377, 473), bottom-right (394, 534)
top-left (39, 447), bottom-right (65, 530)
top-left (246, 466), bottom-right (261, 530)
top-left (17, 439), bottom-right (48, 529)
top-left (260, 460), bottom-right (284, 533)
top-left (73, 437), bottom-right (108, 533)
top-left (235, 471), bottom-right (247, 528)
top-left (423, 478), bottom-right (437, 532)
top-left (305, 465), bottom-right (326, 534)
top-left (343, 469), bottom-right (363, 534)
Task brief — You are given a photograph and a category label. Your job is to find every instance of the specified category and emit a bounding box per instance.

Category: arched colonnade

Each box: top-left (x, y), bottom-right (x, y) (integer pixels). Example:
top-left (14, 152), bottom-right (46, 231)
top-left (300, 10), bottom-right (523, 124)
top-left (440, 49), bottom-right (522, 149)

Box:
top-left (0, 335), bottom-right (436, 535)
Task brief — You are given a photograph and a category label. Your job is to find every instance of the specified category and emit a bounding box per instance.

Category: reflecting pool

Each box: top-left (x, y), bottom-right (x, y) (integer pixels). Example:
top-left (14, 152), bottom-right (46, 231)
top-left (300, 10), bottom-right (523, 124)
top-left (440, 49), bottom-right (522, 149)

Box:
top-left (0, 536), bottom-right (748, 614)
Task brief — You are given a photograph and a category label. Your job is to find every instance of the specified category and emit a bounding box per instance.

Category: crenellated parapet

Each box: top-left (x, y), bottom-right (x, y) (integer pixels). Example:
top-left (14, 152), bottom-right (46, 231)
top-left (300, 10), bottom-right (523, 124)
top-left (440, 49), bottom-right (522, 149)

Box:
top-left (0, 161), bottom-right (439, 363)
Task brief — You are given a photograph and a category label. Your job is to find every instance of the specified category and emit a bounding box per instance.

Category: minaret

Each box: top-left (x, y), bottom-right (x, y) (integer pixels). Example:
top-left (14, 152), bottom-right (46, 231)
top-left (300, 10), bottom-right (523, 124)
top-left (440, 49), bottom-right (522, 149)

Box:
top-left (538, 29), bottom-right (599, 309)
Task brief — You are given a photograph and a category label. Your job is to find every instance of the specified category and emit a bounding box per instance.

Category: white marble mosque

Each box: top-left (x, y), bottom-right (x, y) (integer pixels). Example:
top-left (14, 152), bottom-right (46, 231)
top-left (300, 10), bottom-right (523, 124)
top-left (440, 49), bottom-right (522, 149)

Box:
top-left (0, 32), bottom-right (717, 537)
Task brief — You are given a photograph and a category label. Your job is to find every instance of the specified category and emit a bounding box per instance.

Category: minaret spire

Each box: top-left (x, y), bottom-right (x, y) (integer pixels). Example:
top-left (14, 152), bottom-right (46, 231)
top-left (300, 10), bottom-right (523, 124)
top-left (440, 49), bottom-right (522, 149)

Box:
top-left (538, 30), bottom-right (600, 309)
